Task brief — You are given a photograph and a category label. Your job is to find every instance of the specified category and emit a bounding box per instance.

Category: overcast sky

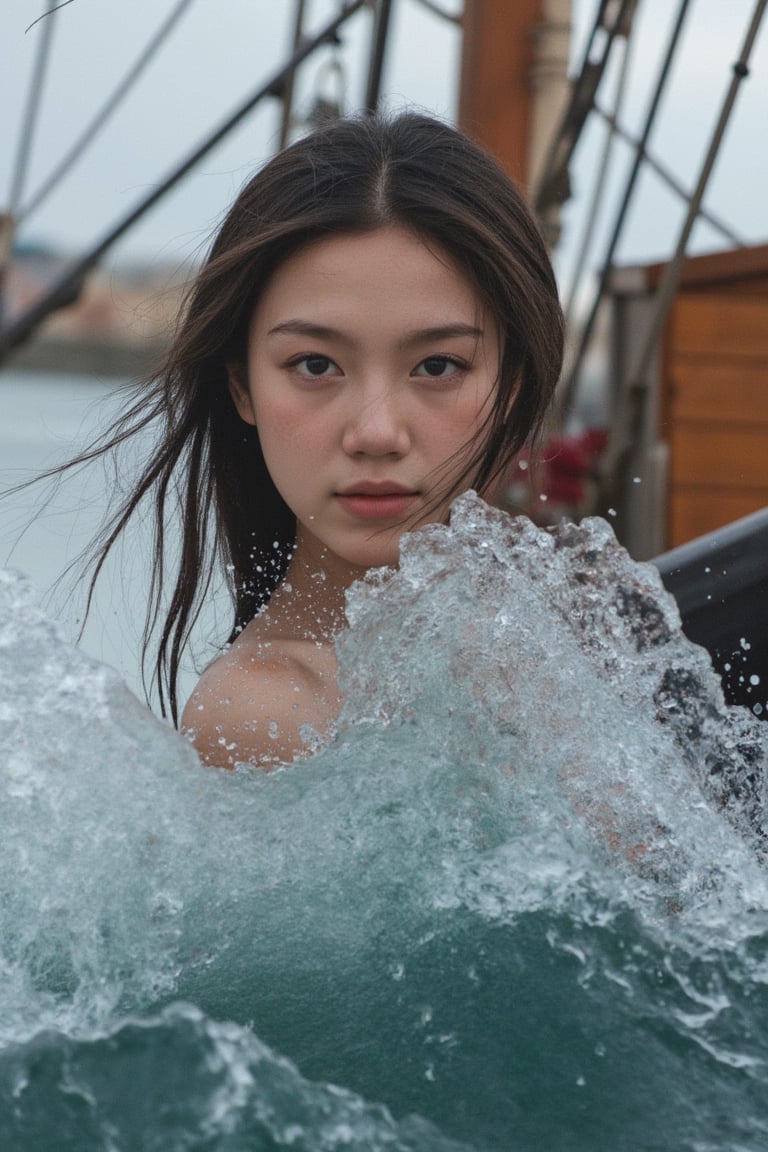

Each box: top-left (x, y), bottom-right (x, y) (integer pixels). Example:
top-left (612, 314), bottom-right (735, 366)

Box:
top-left (2, 0), bottom-right (767, 285)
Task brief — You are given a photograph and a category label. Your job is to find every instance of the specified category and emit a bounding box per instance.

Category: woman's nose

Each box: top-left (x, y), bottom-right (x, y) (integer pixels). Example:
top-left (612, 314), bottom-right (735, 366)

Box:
top-left (341, 385), bottom-right (411, 457)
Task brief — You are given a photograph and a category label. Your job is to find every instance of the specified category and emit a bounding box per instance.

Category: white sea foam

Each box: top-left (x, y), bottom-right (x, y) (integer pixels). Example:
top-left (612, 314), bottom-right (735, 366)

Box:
top-left (1, 496), bottom-right (767, 1150)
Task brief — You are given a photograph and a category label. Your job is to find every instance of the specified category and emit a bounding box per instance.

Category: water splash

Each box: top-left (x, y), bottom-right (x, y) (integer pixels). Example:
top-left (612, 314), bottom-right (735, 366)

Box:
top-left (1, 495), bottom-right (768, 1150)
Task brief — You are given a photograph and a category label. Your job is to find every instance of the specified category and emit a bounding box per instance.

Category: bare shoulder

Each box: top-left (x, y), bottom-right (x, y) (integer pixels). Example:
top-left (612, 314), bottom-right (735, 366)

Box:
top-left (181, 626), bottom-right (340, 770)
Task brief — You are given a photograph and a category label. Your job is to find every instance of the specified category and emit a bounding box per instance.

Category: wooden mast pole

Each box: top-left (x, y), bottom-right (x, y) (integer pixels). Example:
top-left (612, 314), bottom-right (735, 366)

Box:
top-left (459, 0), bottom-right (572, 197)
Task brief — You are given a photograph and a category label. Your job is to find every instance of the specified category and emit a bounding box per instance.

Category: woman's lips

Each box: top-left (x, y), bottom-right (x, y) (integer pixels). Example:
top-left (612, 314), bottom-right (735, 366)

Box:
top-left (335, 484), bottom-right (418, 520)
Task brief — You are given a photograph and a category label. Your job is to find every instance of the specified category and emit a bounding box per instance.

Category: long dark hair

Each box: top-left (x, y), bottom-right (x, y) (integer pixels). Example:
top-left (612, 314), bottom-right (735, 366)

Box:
top-left (65, 112), bottom-right (564, 723)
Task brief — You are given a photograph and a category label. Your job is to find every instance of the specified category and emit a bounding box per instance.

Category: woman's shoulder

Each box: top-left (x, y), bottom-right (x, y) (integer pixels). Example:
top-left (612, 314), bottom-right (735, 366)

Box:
top-left (180, 624), bottom-right (339, 770)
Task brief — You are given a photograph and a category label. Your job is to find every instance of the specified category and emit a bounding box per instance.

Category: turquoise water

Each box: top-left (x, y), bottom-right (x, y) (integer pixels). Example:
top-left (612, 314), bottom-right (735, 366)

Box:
top-left (1, 488), bottom-right (768, 1150)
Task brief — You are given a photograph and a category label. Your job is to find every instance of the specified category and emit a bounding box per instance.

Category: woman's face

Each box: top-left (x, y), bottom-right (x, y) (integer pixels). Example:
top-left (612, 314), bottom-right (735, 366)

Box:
top-left (229, 226), bottom-right (501, 576)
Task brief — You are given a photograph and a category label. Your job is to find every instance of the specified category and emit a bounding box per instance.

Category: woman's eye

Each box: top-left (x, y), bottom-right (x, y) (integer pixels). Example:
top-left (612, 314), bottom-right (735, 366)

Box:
top-left (414, 355), bottom-right (465, 379)
top-left (291, 354), bottom-right (338, 377)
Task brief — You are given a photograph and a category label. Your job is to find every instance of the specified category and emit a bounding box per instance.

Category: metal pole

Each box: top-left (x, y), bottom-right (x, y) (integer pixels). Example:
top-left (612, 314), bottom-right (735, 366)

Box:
top-left (365, 0), bottom-right (394, 114)
top-left (0, 0), bottom-right (367, 362)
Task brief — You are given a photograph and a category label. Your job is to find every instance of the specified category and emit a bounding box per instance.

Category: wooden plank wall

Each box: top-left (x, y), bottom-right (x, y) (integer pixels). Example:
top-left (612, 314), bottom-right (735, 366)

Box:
top-left (663, 292), bottom-right (768, 545)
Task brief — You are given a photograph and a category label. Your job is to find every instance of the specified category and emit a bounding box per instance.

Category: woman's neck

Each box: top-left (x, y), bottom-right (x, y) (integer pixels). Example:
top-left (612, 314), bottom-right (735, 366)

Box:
top-left (265, 543), bottom-right (369, 644)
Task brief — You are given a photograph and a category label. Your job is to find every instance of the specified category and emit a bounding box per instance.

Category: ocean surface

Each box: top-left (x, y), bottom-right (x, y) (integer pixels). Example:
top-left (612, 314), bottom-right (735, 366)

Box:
top-left (0, 368), bottom-right (224, 702)
top-left (2, 371), bottom-right (768, 1150)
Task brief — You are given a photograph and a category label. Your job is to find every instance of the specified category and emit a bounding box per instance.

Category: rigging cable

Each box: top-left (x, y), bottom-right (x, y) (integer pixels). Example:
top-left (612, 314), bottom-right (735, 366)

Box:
top-left (1, 0), bottom-right (58, 325)
top-left (563, 15), bottom-right (637, 329)
top-left (601, 0), bottom-right (768, 504)
top-left (279, 0), bottom-right (308, 149)
top-left (411, 0), bottom-right (463, 23)
top-left (365, 0), bottom-right (395, 113)
top-left (591, 102), bottom-right (745, 248)
top-left (557, 0), bottom-right (693, 424)
top-left (0, 0), bottom-right (369, 361)
top-left (533, 0), bottom-right (637, 226)
top-left (7, 0), bottom-right (58, 221)
top-left (19, 0), bottom-right (197, 225)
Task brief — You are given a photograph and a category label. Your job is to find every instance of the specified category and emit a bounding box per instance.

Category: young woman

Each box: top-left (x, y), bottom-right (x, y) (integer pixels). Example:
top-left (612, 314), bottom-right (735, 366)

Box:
top-left (72, 113), bottom-right (564, 768)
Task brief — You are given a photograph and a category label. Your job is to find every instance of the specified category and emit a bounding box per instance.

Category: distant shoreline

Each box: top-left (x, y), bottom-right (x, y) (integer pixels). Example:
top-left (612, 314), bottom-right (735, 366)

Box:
top-left (4, 336), bottom-right (167, 379)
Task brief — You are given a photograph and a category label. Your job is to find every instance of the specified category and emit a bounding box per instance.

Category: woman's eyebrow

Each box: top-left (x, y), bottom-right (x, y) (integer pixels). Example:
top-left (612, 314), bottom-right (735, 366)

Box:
top-left (266, 320), bottom-right (484, 346)
top-left (398, 323), bottom-right (483, 348)
top-left (268, 319), bottom-right (349, 342)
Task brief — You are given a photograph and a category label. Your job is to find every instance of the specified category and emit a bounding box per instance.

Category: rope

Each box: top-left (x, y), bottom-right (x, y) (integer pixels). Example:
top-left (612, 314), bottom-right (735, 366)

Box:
top-left (533, 0), bottom-right (636, 218)
top-left (622, 0), bottom-right (768, 402)
top-left (0, 0), bottom-right (369, 360)
top-left (8, 0), bottom-right (58, 218)
top-left (19, 0), bottom-right (197, 224)
top-left (558, 0), bottom-right (693, 423)
top-left (600, 0), bottom-right (768, 510)
top-left (592, 103), bottom-right (745, 248)
top-left (563, 26), bottom-right (636, 328)
top-left (412, 0), bottom-right (462, 23)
